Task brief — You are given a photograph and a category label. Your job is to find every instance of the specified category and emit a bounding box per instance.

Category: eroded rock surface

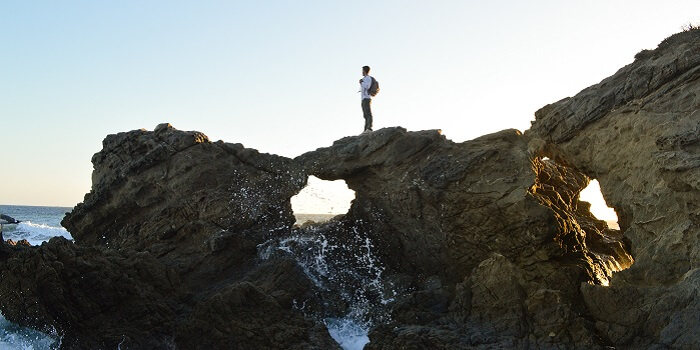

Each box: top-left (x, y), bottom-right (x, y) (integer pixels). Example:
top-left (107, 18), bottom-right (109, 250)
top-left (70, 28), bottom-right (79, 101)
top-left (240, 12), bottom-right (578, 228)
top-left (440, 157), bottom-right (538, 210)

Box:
top-left (0, 237), bottom-right (176, 349)
top-left (0, 29), bottom-right (697, 350)
top-left (0, 124), bottom-right (339, 349)
top-left (529, 28), bottom-right (700, 349)
top-left (298, 127), bottom-right (630, 348)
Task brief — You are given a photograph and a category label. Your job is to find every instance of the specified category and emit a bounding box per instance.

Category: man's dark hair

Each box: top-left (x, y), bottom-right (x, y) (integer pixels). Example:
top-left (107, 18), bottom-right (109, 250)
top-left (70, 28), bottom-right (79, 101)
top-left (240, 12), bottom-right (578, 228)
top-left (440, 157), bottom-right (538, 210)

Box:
top-left (362, 66), bottom-right (370, 74)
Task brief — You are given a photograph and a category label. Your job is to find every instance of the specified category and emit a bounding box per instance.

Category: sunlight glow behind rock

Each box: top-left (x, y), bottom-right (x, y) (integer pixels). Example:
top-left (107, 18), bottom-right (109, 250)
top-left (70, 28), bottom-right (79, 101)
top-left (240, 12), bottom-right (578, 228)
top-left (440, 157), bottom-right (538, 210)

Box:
top-left (291, 176), bottom-right (355, 215)
top-left (580, 180), bottom-right (619, 228)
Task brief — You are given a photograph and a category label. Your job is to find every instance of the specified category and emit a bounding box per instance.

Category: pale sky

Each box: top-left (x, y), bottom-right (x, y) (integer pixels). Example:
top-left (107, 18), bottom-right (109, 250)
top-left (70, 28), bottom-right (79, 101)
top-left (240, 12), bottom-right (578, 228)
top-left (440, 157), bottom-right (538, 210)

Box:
top-left (1, 1), bottom-right (698, 220)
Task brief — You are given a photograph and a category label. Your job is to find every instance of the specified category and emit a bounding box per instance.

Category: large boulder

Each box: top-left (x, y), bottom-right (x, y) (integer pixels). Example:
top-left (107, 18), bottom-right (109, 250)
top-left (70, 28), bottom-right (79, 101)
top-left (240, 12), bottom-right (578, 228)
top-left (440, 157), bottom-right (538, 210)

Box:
top-left (0, 214), bottom-right (21, 224)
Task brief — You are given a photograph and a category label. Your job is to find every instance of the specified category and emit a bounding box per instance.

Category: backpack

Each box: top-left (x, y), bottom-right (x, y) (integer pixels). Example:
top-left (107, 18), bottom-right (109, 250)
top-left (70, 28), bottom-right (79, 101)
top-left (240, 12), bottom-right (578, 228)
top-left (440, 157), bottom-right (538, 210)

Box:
top-left (369, 76), bottom-right (380, 96)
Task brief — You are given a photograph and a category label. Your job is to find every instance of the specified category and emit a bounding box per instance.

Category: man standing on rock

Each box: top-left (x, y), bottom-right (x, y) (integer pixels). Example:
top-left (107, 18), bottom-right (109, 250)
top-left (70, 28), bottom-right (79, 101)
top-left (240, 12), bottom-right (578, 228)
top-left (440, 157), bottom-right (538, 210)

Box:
top-left (359, 65), bottom-right (375, 134)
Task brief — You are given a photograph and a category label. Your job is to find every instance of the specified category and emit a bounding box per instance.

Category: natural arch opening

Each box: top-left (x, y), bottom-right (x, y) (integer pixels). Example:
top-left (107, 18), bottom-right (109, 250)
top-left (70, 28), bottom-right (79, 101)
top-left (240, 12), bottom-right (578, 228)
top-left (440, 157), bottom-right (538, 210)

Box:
top-left (580, 179), bottom-right (619, 230)
top-left (291, 176), bottom-right (356, 225)
top-left (530, 157), bottom-right (633, 285)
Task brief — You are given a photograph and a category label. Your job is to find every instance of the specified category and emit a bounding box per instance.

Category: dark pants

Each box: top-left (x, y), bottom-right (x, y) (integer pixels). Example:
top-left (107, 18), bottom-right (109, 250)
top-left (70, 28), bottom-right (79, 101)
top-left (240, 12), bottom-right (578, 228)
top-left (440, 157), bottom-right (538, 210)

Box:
top-left (361, 98), bottom-right (373, 131)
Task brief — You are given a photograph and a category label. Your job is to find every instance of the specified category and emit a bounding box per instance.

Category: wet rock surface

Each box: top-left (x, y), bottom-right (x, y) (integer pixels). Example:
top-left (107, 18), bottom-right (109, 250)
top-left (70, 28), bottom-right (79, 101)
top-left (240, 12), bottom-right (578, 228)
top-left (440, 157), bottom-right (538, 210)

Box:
top-left (0, 29), bottom-right (698, 349)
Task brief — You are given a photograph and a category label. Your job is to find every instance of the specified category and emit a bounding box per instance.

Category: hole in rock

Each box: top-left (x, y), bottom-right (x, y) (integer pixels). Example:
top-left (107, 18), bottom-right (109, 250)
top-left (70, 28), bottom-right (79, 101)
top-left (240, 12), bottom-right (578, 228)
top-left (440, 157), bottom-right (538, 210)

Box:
top-left (291, 176), bottom-right (356, 225)
top-left (580, 179), bottom-right (619, 230)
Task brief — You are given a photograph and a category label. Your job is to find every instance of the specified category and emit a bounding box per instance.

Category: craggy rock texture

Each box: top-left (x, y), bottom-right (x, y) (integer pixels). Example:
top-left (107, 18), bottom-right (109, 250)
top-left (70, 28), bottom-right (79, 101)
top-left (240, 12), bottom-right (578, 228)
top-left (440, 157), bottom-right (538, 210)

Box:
top-left (299, 127), bottom-right (631, 349)
top-left (529, 28), bottom-right (700, 349)
top-left (62, 123), bottom-right (307, 294)
top-left (0, 29), bottom-right (698, 349)
top-left (0, 237), bottom-right (176, 349)
top-left (0, 124), bottom-right (339, 349)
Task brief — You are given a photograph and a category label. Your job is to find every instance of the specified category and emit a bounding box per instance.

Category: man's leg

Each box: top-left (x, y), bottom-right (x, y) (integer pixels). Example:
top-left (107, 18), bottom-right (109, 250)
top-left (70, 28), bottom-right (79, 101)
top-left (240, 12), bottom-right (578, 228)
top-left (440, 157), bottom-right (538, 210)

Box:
top-left (361, 98), bottom-right (373, 131)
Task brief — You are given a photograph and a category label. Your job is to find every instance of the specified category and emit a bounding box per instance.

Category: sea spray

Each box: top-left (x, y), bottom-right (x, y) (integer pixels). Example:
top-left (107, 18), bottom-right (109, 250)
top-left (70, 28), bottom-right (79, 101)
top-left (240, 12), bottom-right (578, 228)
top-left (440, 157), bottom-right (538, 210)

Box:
top-left (4, 221), bottom-right (73, 246)
top-left (324, 315), bottom-right (370, 350)
top-left (260, 219), bottom-right (395, 349)
top-left (0, 313), bottom-right (62, 349)
top-left (0, 206), bottom-right (70, 349)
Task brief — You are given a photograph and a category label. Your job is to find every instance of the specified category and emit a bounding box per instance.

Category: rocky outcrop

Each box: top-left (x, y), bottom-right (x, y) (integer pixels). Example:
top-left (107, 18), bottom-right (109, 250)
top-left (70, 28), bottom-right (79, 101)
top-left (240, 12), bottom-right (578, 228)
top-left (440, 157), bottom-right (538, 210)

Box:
top-left (0, 214), bottom-right (21, 224)
top-left (0, 124), bottom-right (339, 349)
top-left (0, 29), bottom-right (697, 349)
top-left (298, 127), bottom-right (631, 348)
top-left (62, 123), bottom-right (307, 294)
top-left (3, 125), bottom-right (630, 349)
top-left (0, 237), bottom-right (176, 349)
top-left (528, 28), bottom-right (700, 349)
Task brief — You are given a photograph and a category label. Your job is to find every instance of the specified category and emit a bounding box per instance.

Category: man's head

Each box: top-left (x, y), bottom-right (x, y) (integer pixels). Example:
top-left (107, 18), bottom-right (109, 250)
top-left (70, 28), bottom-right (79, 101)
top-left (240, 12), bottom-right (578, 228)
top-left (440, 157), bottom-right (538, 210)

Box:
top-left (362, 66), bottom-right (370, 76)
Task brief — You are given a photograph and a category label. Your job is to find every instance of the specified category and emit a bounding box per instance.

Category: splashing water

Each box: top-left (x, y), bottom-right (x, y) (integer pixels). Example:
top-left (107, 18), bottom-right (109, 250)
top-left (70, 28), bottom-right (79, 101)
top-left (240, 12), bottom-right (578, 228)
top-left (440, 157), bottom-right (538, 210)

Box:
top-left (0, 206), bottom-right (69, 349)
top-left (3, 221), bottom-right (73, 246)
top-left (325, 316), bottom-right (370, 350)
top-left (260, 220), bottom-right (394, 349)
top-left (0, 314), bottom-right (61, 349)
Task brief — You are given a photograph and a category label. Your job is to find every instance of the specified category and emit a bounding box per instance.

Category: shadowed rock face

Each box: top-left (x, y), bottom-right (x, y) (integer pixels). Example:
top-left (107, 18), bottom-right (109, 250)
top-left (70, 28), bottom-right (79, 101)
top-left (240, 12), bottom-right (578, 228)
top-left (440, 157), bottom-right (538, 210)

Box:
top-left (0, 238), bottom-right (177, 349)
top-left (0, 29), bottom-right (697, 349)
top-left (62, 123), bottom-right (308, 294)
top-left (1, 124), bottom-right (340, 349)
top-left (299, 127), bottom-right (631, 348)
top-left (528, 28), bottom-right (700, 348)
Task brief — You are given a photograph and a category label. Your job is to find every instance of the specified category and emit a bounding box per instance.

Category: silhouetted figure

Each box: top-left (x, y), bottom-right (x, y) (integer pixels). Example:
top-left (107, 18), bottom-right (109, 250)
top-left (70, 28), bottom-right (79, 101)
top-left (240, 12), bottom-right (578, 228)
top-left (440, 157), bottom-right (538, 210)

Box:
top-left (359, 66), bottom-right (375, 133)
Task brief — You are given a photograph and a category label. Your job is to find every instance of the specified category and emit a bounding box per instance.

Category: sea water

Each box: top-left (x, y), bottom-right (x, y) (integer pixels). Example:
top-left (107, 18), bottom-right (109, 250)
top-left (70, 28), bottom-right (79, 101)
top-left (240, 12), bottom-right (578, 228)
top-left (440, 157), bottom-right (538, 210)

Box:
top-left (0, 205), bottom-right (72, 349)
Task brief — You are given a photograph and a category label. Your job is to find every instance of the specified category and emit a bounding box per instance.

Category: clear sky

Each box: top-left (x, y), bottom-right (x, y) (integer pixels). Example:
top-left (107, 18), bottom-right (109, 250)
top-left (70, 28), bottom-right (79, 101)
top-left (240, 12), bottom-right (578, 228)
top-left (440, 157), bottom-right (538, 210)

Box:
top-left (1, 1), bottom-right (698, 218)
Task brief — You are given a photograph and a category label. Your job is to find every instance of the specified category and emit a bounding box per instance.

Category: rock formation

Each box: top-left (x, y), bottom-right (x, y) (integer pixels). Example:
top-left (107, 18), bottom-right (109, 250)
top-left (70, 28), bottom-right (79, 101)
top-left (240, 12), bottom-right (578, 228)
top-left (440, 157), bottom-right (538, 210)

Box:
top-left (1, 124), bottom-right (338, 349)
top-left (299, 127), bottom-right (631, 348)
top-left (0, 28), bottom-right (698, 349)
top-left (528, 28), bottom-right (700, 349)
top-left (0, 214), bottom-right (21, 224)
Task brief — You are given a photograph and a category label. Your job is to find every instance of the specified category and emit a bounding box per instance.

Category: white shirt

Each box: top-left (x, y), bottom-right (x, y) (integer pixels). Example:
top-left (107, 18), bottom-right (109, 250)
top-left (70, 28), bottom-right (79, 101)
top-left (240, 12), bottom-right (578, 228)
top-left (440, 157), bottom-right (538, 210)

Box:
top-left (360, 75), bottom-right (373, 100)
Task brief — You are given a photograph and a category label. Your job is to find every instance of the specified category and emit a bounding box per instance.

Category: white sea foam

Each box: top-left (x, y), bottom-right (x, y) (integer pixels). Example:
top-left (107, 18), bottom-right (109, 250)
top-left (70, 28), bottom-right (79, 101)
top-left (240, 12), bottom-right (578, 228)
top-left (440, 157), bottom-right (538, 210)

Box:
top-left (0, 314), bottom-right (61, 349)
top-left (325, 317), bottom-right (370, 350)
top-left (0, 205), bottom-right (70, 349)
top-left (261, 221), bottom-right (394, 350)
top-left (3, 221), bottom-right (73, 246)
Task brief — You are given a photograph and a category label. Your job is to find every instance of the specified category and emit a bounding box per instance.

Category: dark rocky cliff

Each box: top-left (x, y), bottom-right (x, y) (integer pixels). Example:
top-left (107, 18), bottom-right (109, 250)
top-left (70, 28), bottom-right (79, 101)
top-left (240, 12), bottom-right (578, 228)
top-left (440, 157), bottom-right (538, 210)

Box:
top-left (528, 28), bottom-right (700, 348)
top-left (0, 28), bottom-right (698, 349)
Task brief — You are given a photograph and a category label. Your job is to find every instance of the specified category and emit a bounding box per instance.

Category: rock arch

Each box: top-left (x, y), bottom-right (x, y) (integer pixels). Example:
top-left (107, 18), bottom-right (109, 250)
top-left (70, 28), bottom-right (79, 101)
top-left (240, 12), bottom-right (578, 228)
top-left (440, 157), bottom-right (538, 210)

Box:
top-left (528, 28), bottom-right (700, 347)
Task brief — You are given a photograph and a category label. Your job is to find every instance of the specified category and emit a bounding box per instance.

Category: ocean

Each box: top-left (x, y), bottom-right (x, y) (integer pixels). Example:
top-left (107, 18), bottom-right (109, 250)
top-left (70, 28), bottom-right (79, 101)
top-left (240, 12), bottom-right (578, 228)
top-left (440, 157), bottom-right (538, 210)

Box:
top-left (0, 205), bottom-right (73, 349)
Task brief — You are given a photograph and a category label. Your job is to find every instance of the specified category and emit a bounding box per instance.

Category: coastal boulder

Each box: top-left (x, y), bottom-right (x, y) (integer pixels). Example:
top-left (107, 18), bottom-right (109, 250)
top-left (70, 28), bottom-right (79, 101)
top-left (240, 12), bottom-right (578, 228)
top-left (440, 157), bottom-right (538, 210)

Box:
top-left (0, 237), bottom-right (176, 349)
top-left (0, 214), bottom-right (21, 224)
